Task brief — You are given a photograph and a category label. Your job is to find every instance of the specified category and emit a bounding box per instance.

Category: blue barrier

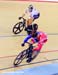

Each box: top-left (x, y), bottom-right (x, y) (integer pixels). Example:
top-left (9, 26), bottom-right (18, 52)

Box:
top-left (0, 63), bottom-right (58, 75)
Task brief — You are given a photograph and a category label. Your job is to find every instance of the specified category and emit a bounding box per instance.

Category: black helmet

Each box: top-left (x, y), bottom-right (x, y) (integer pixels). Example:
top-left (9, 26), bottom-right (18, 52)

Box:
top-left (32, 23), bottom-right (38, 32)
top-left (28, 4), bottom-right (33, 12)
top-left (31, 23), bottom-right (38, 37)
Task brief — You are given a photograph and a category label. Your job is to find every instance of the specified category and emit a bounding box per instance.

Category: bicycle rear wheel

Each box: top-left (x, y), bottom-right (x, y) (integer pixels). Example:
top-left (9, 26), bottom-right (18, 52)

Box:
top-left (13, 22), bottom-right (24, 34)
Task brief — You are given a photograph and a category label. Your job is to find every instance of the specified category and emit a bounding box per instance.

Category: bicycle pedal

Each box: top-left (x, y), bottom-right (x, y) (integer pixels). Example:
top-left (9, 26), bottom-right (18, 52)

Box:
top-left (26, 58), bottom-right (32, 63)
top-left (26, 55), bottom-right (29, 58)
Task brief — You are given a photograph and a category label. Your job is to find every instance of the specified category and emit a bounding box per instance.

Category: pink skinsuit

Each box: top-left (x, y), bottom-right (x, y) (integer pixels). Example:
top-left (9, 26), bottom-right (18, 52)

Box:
top-left (31, 31), bottom-right (48, 51)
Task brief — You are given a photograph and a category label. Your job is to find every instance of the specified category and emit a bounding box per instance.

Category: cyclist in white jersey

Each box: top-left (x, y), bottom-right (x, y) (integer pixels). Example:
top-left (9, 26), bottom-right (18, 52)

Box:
top-left (20, 4), bottom-right (40, 27)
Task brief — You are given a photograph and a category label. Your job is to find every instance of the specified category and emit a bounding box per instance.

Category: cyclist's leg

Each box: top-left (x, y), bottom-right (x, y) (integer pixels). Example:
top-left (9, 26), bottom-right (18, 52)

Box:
top-left (26, 43), bottom-right (43, 63)
top-left (26, 50), bottom-right (40, 63)
top-left (26, 38), bottom-right (35, 58)
top-left (26, 18), bottom-right (33, 26)
top-left (26, 49), bottom-right (33, 58)
top-left (31, 38), bottom-right (47, 60)
top-left (32, 50), bottom-right (40, 59)
top-left (25, 25), bottom-right (33, 35)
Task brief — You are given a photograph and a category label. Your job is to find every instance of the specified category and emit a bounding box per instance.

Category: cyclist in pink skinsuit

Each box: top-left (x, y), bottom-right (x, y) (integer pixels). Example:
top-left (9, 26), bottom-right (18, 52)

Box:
top-left (21, 24), bottom-right (48, 63)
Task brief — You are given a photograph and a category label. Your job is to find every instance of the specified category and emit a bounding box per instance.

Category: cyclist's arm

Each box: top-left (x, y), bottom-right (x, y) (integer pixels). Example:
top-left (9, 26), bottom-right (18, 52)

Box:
top-left (22, 13), bottom-right (25, 17)
top-left (23, 35), bottom-right (32, 44)
top-left (22, 9), bottom-right (28, 17)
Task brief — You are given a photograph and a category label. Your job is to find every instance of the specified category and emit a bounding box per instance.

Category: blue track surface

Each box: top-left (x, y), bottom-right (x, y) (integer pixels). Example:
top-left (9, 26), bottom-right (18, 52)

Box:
top-left (0, 63), bottom-right (58, 75)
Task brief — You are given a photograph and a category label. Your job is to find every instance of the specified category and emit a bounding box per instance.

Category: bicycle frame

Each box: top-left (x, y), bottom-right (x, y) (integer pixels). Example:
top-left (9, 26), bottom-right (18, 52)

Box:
top-left (19, 17), bottom-right (26, 27)
top-left (13, 42), bottom-right (34, 66)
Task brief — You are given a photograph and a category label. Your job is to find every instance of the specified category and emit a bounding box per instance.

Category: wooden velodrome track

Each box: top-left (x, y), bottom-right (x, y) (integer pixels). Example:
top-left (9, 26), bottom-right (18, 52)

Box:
top-left (0, 1), bottom-right (58, 73)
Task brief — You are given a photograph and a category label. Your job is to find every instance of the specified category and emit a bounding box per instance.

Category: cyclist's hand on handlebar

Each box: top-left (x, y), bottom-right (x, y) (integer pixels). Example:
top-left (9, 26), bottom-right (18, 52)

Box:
top-left (19, 17), bottom-right (22, 19)
top-left (21, 43), bottom-right (25, 47)
top-left (24, 27), bottom-right (27, 31)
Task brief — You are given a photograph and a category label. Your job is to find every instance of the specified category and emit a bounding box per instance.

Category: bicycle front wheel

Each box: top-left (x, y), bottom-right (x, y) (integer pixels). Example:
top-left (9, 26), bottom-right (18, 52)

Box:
top-left (13, 50), bottom-right (27, 66)
top-left (13, 22), bottom-right (24, 34)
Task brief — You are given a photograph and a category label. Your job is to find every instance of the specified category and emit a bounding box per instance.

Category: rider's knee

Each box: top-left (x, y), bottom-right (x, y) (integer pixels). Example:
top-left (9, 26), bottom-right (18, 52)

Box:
top-left (33, 44), bottom-right (42, 51)
top-left (27, 18), bottom-right (33, 25)
top-left (32, 50), bottom-right (40, 58)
